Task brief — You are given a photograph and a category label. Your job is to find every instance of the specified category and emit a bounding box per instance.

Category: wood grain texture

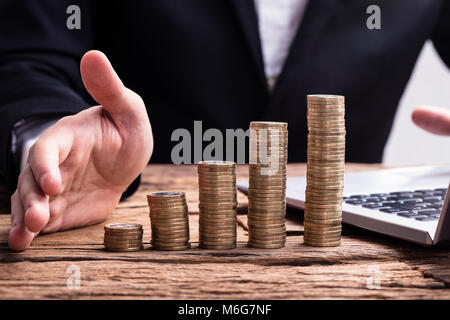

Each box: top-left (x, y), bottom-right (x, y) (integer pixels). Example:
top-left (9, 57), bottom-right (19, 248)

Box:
top-left (0, 163), bottom-right (449, 300)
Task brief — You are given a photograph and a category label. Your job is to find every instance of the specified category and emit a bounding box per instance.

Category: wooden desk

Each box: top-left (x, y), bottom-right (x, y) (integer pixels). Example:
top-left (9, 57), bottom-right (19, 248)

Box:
top-left (0, 164), bottom-right (449, 299)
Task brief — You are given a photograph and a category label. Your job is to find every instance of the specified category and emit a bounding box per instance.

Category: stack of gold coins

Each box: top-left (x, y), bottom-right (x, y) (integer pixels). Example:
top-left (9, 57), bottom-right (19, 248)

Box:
top-left (104, 223), bottom-right (143, 252)
top-left (147, 192), bottom-right (190, 250)
top-left (248, 121), bottom-right (288, 249)
top-left (304, 94), bottom-right (345, 247)
top-left (198, 161), bottom-right (237, 250)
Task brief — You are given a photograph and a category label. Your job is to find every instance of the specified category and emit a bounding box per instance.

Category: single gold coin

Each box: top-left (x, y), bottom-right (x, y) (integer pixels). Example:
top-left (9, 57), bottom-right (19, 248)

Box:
top-left (104, 246), bottom-right (144, 252)
top-left (152, 244), bottom-right (191, 251)
top-left (250, 121), bottom-right (288, 128)
top-left (303, 238), bottom-right (341, 247)
top-left (247, 242), bottom-right (285, 249)
top-left (104, 223), bottom-right (142, 232)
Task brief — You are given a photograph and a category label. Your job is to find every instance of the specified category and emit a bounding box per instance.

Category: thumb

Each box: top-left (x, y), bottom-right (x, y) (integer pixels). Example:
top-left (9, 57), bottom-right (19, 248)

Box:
top-left (80, 50), bottom-right (145, 121)
top-left (412, 105), bottom-right (450, 136)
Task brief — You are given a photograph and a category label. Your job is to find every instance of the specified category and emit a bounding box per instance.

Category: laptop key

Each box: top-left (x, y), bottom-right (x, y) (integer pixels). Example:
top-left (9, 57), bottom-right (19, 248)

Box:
top-left (434, 188), bottom-right (448, 192)
top-left (370, 193), bottom-right (388, 197)
top-left (393, 201), bottom-right (426, 207)
top-left (397, 205), bottom-right (428, 211)
top-left (389, 191), bottom-right (413, 195)
top-left (361, 203), bottom-right (378, 208)
top-left (399, 198), bottom-right (423, 204)
top-left (412, 192), bottom-right (426, 197)
top-left (415, 209), bottom-right (441, 216)
top-left (416, 216), bottom-right (439, 221)
top-left (414, 189), bottom-right (434, 193)
top-left (422, 192), bottom-right (436, 197)
top-left (398, 194), bottom-right (415, 199)
top-left (388, 203), bottom-right (406, 208)
top-left (421, 203), bottom-right (436, 208)
top-left (345, 199), bottom-right (366, 205)
top-left (393, 192), bottom-right (423, 198)
top-left (380, 208), bottom-right (405, 214)
top-left (424, 197), bottom-right (443, 202)
top-left (396, 195), bottom-right (414, 200)
top-left (375, 207), bottom-right (393, 210)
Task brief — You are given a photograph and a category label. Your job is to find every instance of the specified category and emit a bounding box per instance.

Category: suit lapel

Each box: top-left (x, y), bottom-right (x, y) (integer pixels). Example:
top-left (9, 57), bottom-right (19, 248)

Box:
top-left (230, 0), bottom-right (267, 92)
top-left (230, 0), bottom-right (340, 103)
top-left (268, 0), bottom-right (340, 106)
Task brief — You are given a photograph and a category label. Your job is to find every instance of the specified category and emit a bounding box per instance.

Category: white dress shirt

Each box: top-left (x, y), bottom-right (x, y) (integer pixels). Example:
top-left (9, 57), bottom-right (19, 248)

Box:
top-left (11, 116), bottom-right (59, 171)
top-left (254, 0), bottom-right (309, 91)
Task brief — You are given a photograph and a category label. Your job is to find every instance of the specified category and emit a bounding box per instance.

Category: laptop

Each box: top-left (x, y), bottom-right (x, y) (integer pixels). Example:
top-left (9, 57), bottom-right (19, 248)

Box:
top-left (237, 165), bottom-right (450, 246)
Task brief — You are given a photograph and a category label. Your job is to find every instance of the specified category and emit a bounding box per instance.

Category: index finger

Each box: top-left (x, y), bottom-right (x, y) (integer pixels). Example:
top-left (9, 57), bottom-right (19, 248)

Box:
top-left (412, 106), bottom-right (450, 136)
top-left (28, 124), bottom-right (74, 195)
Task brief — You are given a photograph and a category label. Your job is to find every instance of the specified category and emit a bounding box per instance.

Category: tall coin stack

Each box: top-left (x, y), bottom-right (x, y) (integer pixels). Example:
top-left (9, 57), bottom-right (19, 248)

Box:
top-left (104, 223), bottom-right (143, 252)
top-left (248, 121), bottom-right (288, 249)
top-left (198, 161), bottom-right (237, 250)
top-left (304, 95), bottom-right (345, 247)
top-left (147, 192), bottom-right (190, 250)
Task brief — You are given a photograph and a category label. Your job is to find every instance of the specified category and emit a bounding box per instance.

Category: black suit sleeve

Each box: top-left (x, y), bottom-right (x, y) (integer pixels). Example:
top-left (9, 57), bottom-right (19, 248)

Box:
top-left (432, 0), bottom-right (450, 69)
top-left (0, 0), bottom-right (95, 193)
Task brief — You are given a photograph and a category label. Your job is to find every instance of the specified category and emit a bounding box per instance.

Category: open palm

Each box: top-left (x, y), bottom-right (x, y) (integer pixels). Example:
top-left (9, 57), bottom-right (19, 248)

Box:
top-left (9, 51), bottom-right (153, 250)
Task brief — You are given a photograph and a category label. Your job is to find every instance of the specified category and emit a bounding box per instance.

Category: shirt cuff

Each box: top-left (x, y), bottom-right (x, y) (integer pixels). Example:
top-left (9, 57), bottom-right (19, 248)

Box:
top-left (11, 116), bottom-right (60, 172)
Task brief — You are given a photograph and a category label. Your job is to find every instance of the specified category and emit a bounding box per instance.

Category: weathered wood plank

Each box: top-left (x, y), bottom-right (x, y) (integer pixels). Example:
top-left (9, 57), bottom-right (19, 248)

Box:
top-left (0, 258), bottom-right (447, 300)
top-left (0, 163), bottom-right (449, 299)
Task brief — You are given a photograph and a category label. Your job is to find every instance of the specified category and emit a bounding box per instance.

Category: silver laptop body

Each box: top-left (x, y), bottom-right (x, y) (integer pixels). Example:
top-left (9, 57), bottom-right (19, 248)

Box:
top-left (237, 165), bottom-right (450, 246)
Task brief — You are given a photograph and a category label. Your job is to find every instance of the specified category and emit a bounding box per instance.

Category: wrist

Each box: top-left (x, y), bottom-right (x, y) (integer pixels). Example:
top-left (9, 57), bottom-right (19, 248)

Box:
top-left (11, 116), bottom-right (60, 172)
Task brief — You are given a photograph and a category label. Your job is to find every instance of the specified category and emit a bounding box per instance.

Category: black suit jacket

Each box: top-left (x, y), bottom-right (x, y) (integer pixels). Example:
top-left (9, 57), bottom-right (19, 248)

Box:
top-left (0, 0), bottom-right (449, 194)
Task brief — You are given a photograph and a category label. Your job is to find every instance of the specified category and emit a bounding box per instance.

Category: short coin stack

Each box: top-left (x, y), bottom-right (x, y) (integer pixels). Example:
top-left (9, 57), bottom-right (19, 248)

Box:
top-left (304, 94), bottom-right (345, 247)
top-left (147, 192), bottom-right (190, 250)
top-left (104, 223), bottom-right (143, 252)
top-left (248, 121), bottom-right (288, 249)
top-left (198, 161), bottom-right (237, 250)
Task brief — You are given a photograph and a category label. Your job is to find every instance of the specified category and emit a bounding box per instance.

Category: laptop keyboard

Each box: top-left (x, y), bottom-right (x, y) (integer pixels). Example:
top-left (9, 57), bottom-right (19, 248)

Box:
top-left (344, 188), bottom-right (447, 221)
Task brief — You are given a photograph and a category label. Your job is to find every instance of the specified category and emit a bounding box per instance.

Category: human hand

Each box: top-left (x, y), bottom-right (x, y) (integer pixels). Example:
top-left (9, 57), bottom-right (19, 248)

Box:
top-left (8, 50), bottom-right (153, 251)
top-left (412, 105), bottom-right (450, 136)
